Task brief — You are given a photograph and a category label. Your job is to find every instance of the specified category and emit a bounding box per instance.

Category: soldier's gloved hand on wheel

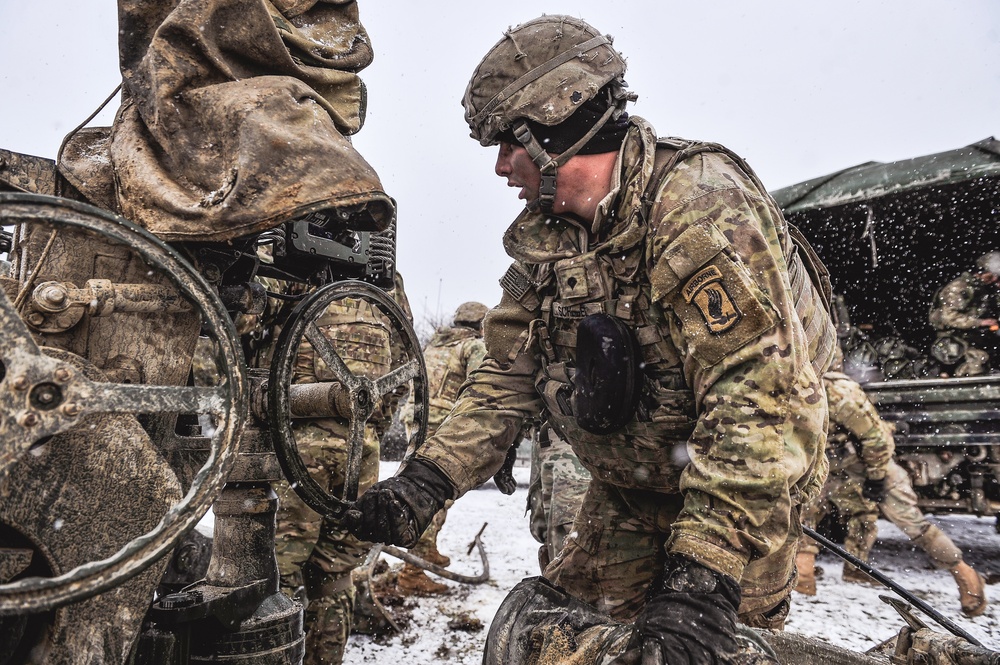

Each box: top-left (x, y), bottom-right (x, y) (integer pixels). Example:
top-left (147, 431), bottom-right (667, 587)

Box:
top-left (629, 554), bottom-right (776, 665)
top-left (862, 476), bottom-right (889, 503)
top-left (343, 458), bottom-right (455, 547)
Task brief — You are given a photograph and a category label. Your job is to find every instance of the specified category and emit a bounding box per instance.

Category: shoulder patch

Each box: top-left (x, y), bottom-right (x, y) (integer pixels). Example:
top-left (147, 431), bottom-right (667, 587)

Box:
top-left (682, 266), bottom-right (742, 335)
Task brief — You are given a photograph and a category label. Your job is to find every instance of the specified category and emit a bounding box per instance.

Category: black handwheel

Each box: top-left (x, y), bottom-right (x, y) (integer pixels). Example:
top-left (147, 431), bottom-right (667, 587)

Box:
top-left (0, 193), bottom-right (247, 613)
top-left (269, 279), bottom-right (428, 521)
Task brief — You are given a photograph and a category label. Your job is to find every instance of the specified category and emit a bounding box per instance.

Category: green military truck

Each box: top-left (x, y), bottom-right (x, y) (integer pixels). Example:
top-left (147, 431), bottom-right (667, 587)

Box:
top-left (771, 138), bottom-right (1000, 526)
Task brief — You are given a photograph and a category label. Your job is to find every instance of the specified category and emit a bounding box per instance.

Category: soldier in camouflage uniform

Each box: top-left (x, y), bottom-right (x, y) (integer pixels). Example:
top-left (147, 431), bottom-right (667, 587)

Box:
top-left (396, 301), bottom-right (489, 595)
top-left (796, 366), bottom-right (987, 617)
top-left (348, 16), bottom-right (835, 662)
top-left (346, 16), bottom-right (836, 664)
top-left (928, 251), bottom-right (1000, 377)
top-left (351, 16), bottom-right (835, 662)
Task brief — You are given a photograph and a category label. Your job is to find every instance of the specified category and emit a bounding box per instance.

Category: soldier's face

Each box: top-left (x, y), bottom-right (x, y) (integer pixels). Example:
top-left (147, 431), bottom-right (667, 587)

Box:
top-left (495, 142), bottom-right (542, 207)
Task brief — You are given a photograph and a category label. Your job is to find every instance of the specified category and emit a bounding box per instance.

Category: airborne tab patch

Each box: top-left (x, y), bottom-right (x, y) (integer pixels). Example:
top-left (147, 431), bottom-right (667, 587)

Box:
top-left (682, 265), bottom-right (742, 335)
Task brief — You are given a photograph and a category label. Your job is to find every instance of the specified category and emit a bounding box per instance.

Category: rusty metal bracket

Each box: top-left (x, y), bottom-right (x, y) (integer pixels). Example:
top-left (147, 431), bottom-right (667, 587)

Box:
top-left (0, 192), bottom-right (247, 614)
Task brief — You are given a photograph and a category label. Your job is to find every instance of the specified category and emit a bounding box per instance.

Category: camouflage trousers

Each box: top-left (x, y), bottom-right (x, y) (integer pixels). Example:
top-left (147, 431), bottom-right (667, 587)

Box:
top-left (527, 429), bottom-right (591, 571)
top-left (544, 478), bottom-right (798, 629)
top-left (799, 459), bottom-right (962, 569)
top-left (274, 419), bottom-right (380, 665)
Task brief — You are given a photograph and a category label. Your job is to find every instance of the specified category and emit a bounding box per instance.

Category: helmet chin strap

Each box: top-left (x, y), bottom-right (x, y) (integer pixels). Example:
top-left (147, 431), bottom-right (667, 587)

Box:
top-left (512, 103), bottom-right (618, 213)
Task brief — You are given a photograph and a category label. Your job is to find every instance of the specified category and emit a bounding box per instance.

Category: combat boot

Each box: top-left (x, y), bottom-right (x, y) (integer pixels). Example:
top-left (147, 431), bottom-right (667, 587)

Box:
top-left (794, 551), bottom-right (817, 596)
top-left (950, 562), bottom-right (987, 617)
top-left (396, 564), bottom-right (449, 596)
top-left (420, 544), bottom-right (451, 568)
top-left (842, 563), bottom-right (879, 586)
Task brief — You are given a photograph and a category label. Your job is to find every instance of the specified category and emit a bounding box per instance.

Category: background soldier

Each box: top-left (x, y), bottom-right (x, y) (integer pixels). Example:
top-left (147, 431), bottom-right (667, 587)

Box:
top-left (396, 301), bottom-right (489, 595)
top-left (796, 365), bottom-right (987, 618)
top-left (928, 251), bottom-right (1000, 377)
top-left (345, 15), bottom-right (835, 663)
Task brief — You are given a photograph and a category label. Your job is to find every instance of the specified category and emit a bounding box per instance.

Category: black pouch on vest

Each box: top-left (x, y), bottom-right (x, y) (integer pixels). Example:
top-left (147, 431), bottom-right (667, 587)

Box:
top-left (573, 313), bottom-right (643, 435)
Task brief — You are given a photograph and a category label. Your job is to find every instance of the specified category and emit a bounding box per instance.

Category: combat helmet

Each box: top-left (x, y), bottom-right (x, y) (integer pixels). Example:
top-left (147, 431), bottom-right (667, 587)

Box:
top-left (462, 15), bottom-right (634, 212)
top-left (454, 301), bottom-right (489, 327)
top-left (931, 335), bottom-right (968, 367)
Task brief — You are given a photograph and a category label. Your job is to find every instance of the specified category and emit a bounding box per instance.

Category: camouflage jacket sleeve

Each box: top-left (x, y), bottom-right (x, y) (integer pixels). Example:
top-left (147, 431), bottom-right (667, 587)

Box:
top-left (463, 337), bottom-right (489, 377)
top-left (415, 287), bottom-right (543, 495)
top-left (930, 276), bottom-right (982, 330)
top-left (646, 152), bottom-right (827, 581)
top-left (824, 374), bottom-right (894, 479)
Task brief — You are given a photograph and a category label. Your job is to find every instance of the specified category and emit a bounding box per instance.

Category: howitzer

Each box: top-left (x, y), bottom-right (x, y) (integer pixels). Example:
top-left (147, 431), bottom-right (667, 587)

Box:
top-left (0, 0), bottom-right (435, 659)
top-left (0, 187), bottom-right (428, 664)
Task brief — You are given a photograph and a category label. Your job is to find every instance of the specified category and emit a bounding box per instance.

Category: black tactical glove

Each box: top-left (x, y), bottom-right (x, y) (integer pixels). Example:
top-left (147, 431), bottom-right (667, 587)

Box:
top-left (862, 476), bottom-right (888, 503)
top-left (343, 459), bottom-right (455, 547)
top-left (631, 554), bottom-right (767, 665)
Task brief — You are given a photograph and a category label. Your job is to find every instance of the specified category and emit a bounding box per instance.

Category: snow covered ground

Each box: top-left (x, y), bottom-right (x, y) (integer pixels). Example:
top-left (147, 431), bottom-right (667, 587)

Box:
top-left (344, 462), bottom-right (1000, 663)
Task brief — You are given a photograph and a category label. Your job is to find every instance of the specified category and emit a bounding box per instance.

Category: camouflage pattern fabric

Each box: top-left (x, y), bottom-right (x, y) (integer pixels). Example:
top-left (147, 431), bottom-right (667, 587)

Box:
top-left (822, 372), bottom-right (894, 481)
top-left (928, 272), bottom-right (996, 376)
top-left (929, 273), bottom-right (994, 331)
top-left (879, 461), bottom-right (963, 569)
top-left (805, 464), bottom-right (879, 562)
top-left (273, 420), bottom-right (380, 665)
top-left (59, 0), bottom-right (394, 241)
top-left (390, 271), bottom-right (414, 325)
top-left (414, 117), bottom-right (830, 623)
top-left (804, 459), bottom-right (962, 569)
top-left (527, 427), bottom-right (591, 571)
top-left (423, 325), bottom-right (487, 432)
top-left (376, 271), bottom-right (415, 440)
top-left (406, 497), bottom-right (454, 564)
top-left (799, 372), bottom-right (893, 558)
top-left (407, 322), bottom-right (486, 560)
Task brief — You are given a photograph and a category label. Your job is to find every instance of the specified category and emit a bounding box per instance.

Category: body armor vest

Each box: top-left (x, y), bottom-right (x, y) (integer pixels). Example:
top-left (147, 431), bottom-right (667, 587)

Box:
top-left (518, 139), bottom-right (835, 492)
top-left (294, 297), bottom-right (392, 384)
top-left (425, 328), bottom-right (481, 427)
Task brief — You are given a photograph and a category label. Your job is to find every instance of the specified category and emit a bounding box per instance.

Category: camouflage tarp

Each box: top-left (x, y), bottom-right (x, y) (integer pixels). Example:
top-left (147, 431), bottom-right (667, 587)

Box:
top-left (59, 0), bottom-right (393, 241)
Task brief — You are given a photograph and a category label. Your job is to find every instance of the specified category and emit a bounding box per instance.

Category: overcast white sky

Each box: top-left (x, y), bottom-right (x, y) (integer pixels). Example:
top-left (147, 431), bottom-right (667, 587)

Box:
top-left (0, 1), bottom-right (998, 333)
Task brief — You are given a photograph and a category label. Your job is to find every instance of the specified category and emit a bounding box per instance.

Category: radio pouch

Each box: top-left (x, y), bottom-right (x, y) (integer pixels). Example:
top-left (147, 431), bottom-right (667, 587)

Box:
top-left (573, 313), bottom-right (643, 435)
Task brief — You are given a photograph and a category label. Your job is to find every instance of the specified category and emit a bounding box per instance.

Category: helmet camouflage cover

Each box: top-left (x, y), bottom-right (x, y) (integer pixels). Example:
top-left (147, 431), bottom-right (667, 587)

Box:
top-left (462, 15), bottom-right (628, 146)
top-left (454, 301), bottom-right (490, 326)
